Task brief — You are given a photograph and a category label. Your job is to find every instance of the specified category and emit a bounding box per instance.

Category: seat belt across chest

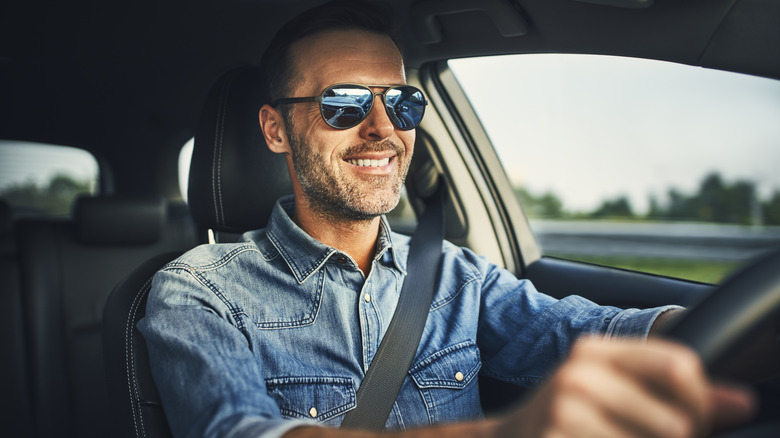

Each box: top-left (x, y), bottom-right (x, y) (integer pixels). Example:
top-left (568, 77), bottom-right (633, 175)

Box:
top-left (340, 181), bottom-right (445, 430)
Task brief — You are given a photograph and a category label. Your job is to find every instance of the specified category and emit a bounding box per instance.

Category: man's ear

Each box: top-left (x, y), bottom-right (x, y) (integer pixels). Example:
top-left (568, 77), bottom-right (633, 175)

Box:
top-left (259, 104), bottom-right (290, 154)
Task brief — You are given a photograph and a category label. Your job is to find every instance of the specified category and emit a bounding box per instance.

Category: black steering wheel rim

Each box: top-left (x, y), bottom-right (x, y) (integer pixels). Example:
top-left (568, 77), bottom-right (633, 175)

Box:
top-left (663, 249), bottom-right (780, 437)
top-left (664, 248), bottom-right (780, 375)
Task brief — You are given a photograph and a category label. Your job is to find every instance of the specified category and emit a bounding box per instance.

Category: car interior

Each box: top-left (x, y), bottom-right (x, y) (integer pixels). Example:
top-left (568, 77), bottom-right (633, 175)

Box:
top-left (1, 0), bottom-right (779, 437)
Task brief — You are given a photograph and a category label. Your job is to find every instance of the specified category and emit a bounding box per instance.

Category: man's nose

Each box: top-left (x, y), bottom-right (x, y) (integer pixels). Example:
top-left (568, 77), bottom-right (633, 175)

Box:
top-left (358, 99), bottom-right (395, 141)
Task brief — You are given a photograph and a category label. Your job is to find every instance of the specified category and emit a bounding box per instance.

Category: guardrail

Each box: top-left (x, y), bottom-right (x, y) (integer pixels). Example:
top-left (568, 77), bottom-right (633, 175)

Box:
top-left (530, 220), bottom-right (780, 262)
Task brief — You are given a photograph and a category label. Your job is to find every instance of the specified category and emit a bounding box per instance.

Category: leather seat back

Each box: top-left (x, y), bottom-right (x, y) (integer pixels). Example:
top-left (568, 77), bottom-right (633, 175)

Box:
top-left (0, 199), bottom-right (35, 437)
top-left (17, 196), bottom-right (196, 437)
top-left (103, 64), bottom-right (292, 438)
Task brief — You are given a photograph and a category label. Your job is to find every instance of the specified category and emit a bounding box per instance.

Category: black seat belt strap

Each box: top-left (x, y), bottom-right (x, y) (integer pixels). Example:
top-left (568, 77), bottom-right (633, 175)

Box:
top-left (340, 181), bottom-right (445, 430)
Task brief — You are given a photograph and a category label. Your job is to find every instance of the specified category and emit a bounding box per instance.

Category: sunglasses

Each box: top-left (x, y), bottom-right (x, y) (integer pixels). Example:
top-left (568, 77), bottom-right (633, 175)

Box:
top-left (271, 83), bottom-right (428, 130)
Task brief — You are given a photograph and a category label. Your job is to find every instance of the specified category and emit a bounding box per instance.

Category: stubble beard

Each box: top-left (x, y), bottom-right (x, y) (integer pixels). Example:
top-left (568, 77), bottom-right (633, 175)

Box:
top-left (286, 122), bottom-right (410, 222)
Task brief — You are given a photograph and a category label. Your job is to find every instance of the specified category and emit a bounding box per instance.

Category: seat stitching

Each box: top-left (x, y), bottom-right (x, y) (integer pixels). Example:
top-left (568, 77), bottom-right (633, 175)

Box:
top-left (126, 277), bottom-right (154, 437)
top-left (212, 75), bottom-right (234, 226)
top-left (211, 89), bottom-right (222, 225)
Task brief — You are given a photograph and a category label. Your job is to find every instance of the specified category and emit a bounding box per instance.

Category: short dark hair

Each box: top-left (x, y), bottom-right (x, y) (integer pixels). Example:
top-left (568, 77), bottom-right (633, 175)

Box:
top-left (259, 0), bottom-right (397, 103)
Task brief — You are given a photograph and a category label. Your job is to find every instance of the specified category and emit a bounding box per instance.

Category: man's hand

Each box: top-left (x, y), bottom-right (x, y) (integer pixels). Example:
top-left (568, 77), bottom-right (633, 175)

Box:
top-left (287, 338), bottom-right (756, 438)
top-left (496, 337), bottom-right (756, 438)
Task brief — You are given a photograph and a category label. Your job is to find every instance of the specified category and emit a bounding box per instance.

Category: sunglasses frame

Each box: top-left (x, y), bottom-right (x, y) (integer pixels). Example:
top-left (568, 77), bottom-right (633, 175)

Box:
top-left (271, 83), bottom-right (428, 131)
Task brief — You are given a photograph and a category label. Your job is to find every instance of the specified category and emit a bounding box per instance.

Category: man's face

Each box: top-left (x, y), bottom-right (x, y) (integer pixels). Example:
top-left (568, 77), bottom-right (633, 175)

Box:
top-left (284, 29), bottom-right (415, 221)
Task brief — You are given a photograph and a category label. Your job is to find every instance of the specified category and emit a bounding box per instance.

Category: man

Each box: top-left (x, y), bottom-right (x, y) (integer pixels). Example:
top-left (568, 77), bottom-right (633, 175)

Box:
top-left (139, 2), bottom-right (756, 437)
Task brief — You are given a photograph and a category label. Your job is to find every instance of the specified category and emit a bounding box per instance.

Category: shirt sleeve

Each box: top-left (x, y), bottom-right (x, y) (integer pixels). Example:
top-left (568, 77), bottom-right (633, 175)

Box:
top-left (469, 249), bottom-right (682, 386)
top-left (138, 266), bottom-right (313, 438)
top-left (604, 305), bottom-right (682, 339)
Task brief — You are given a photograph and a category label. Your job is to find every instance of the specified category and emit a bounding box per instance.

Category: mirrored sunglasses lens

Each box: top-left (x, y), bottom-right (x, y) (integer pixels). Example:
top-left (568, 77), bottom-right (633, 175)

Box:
top-left (385, 87), bottom-right (426, 130)
top-left (320, 86), bottom-right (373, 129)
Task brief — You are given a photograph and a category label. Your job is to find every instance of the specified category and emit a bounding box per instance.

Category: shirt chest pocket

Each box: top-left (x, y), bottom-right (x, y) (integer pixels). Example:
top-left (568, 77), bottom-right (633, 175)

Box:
top-left (409, 341), bottom-right (482, 422)
top-left (265, 376), bottom-right (356, 425)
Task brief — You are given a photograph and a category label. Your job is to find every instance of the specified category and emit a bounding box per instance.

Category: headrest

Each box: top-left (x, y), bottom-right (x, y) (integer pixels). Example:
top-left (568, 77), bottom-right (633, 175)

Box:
top-left (75, 196), bottom-right (166, 245)
top-left (189, 65), bottom-right (293, 233)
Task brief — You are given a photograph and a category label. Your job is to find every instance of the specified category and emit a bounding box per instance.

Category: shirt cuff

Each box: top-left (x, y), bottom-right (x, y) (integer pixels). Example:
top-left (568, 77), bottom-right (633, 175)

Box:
top-left (227, 417), bottom-right (317, 438)
top-left (604, 305), bottom-right (683, 339)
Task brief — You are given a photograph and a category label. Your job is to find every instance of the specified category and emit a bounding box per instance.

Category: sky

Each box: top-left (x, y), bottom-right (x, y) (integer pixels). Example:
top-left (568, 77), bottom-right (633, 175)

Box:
top-left (449, 54), bottom-right (780, 214)
top-left (2, 54), bottom-right (780, 216)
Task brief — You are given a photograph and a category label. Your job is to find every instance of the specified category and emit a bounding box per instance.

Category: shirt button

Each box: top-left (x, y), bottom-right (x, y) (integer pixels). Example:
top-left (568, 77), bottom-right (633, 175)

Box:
top-left (337, 256), bottom-right (347, 264)
top-left (309, 407), bottom-right (318, 418)
top-left (364, 294), bottom-right (371, 303)
top-left (454, 371), bottom-right (464, 382)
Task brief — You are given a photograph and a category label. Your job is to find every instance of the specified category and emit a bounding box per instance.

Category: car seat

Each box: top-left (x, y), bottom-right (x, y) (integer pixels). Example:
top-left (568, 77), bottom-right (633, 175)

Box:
top-left (15, 194), bottom-right (196, 438)
top-left (0, 198), bottom-right (35, 437)
top-left (102, 65), bottom-right (293, 438)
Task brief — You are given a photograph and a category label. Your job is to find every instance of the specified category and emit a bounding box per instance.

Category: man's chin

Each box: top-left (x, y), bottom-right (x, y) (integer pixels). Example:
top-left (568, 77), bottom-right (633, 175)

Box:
top-left (336, 202), bottom-right (400, 222)
top-left (313, 198), bottom-right (400, 223)
top-left (299, 178), bottom-right (403, 222)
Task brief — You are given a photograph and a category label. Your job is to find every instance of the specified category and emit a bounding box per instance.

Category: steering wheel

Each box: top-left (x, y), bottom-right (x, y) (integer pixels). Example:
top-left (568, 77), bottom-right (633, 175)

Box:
top-left (664, 249), bottom-right (780, 437)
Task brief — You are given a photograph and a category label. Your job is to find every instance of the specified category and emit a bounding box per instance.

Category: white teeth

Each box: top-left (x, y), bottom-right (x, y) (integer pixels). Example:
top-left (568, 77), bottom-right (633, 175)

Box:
top-left (347, 157), bottom-right (390, 167)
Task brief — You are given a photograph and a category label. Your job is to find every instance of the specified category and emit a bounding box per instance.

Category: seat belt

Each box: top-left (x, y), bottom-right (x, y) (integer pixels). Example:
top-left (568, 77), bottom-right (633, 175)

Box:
top-left (341, 181), bottom-right (445, 430)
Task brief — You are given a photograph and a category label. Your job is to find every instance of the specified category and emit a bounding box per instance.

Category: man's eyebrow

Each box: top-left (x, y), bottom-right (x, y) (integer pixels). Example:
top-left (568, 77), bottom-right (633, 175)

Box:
top-left (366, 84), bottom-right (407, 90)
top-left (355, 83), bottom-right (412, 89)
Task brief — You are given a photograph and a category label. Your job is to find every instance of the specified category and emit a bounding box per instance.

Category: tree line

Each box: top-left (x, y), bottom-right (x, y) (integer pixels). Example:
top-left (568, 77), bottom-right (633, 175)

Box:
top-left (4, 171), bottom-right (779, 226)
top-left (0, 173), bottom-right (93, 216)
top-left (517, 172), bottom-right (780, 226)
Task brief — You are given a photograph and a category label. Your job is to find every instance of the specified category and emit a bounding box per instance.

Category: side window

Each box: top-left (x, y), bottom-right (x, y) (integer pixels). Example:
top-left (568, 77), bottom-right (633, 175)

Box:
top-left (0, 141), bottom-right (99, 218)
top-left (450, 54), bottom-right (780, 283)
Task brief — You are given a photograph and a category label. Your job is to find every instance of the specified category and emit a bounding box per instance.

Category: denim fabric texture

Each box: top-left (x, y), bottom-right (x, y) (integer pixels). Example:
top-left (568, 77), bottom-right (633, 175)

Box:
top-left (138, 196), bottom-right (676, 438)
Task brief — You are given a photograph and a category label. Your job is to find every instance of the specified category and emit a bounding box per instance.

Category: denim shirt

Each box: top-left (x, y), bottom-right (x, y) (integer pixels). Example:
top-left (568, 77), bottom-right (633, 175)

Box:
top-left (139, 196), bottom-right (675, 438)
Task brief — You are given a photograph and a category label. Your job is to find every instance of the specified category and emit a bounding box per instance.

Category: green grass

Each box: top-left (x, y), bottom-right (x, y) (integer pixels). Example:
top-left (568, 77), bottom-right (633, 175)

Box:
top-left (548, 253), bottom-right (743, 284)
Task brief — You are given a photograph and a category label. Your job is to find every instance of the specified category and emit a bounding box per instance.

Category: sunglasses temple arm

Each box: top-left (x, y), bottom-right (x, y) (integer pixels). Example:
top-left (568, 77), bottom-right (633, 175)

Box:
top-left (271, 96), bottom-right (321, 106)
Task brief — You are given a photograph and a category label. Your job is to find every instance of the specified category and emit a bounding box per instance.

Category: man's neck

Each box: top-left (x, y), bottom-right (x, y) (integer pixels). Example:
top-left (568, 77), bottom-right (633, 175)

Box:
top-left (293, 204), bottom-right (381, 277)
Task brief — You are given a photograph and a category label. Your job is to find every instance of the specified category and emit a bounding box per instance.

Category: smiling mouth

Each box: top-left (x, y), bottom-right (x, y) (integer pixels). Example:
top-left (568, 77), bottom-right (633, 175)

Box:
top-left (346, 157), bottom-right (391, 167)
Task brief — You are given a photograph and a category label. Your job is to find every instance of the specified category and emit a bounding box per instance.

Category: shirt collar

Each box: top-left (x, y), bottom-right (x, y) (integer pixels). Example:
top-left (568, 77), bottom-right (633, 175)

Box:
top-left (377, 215), bottom-right (406, 275)
top-left (265, 196), bottom-right (405, 283)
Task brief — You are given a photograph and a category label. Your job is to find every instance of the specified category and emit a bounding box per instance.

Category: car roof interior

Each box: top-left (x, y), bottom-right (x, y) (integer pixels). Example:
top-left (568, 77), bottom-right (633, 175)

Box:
top-left (2, 0), bottom-right (778, 198)
top-left (2, 1), bottom-right (779, 437)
